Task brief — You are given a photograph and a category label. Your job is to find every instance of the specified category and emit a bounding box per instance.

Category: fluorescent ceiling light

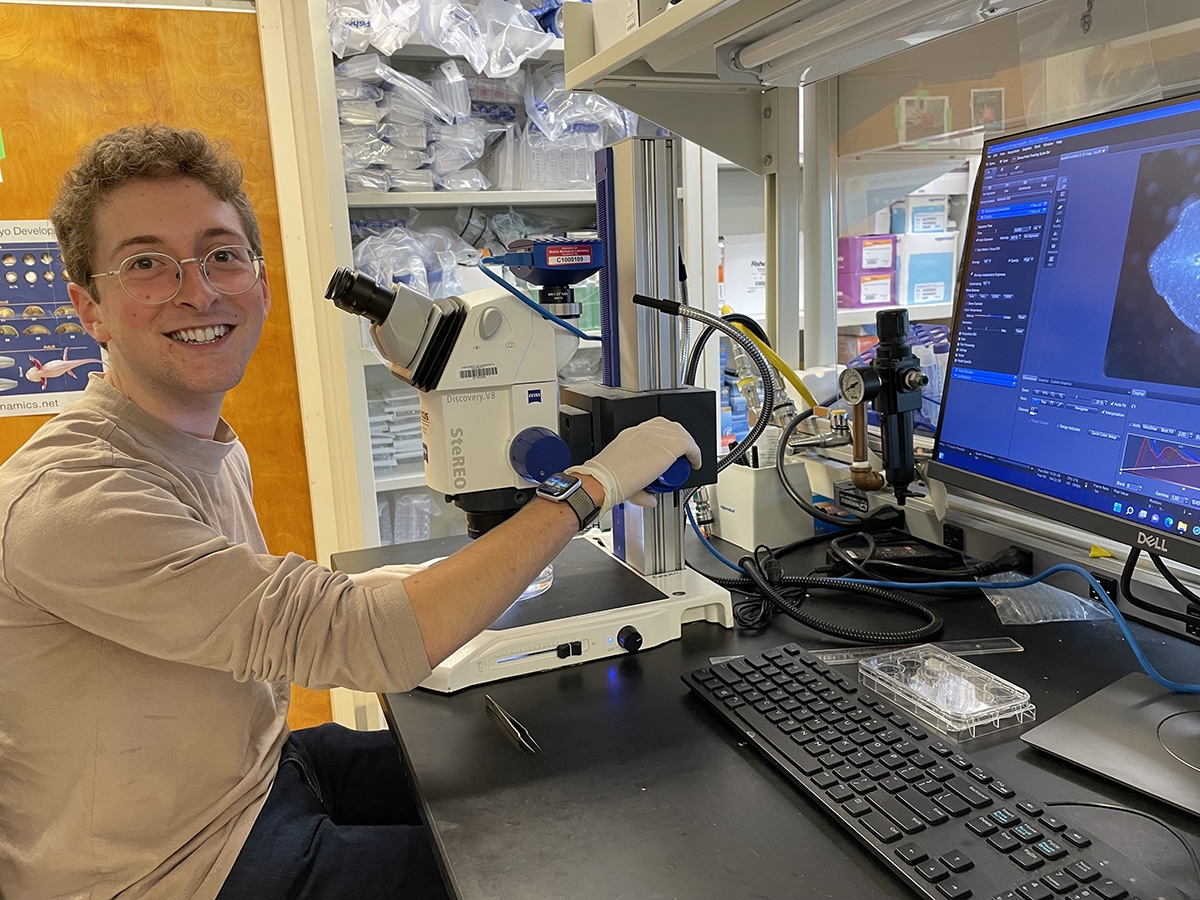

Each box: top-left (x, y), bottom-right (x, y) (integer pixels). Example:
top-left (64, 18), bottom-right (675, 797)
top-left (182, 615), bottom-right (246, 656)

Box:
top-left (736, 0), bottom-right (1023, 74)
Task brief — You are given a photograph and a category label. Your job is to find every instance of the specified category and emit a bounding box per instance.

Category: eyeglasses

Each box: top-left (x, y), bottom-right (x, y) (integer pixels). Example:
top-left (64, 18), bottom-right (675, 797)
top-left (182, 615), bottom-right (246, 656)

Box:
top-left (92, 245), bottom-right (265, 305)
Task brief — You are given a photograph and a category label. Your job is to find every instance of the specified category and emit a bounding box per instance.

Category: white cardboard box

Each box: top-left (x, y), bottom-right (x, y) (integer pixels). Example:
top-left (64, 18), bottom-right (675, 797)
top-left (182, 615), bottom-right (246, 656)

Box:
top-left (898, 232), bottom-right (959, 305)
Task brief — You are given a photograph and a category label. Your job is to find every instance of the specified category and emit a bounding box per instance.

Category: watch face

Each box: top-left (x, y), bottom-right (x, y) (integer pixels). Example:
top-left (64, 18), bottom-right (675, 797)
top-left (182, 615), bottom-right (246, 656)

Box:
top-left (538, 472), bottom-right (579, 498)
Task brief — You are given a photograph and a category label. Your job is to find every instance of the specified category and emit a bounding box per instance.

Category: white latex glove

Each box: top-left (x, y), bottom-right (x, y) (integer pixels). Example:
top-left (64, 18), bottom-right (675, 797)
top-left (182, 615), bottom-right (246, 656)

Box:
top-left (347, 563), bottom-right (427, 589)
top-left (567, 416), bottom-right (702, 516)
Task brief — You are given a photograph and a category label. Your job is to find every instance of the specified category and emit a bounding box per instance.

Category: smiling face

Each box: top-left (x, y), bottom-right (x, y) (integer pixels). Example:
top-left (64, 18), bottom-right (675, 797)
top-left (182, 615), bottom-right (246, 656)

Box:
top-left (67, 176), bottom-right (270, 437)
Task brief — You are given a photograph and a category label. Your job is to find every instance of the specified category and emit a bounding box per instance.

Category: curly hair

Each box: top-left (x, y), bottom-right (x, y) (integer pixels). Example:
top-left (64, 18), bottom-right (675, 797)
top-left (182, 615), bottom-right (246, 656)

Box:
top-left (49, 124), bottom-right (262, 294)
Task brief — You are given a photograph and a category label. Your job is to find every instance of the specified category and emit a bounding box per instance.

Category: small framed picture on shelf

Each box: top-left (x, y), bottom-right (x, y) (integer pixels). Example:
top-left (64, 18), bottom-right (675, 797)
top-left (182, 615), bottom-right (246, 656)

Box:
top-left (899, 95), bottom-right (950, 145)
top-left (971, 88), bottom-right (1005, 132)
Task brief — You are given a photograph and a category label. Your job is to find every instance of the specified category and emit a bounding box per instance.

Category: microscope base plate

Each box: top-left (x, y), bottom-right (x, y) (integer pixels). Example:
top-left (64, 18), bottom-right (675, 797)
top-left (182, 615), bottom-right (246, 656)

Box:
top-left (420, 539), bottom-right (733, 693)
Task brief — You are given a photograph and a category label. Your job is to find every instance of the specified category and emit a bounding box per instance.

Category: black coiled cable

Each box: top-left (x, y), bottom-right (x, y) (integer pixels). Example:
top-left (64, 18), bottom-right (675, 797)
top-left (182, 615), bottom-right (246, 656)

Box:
top-left (702, 552), bottom-right (943, 643)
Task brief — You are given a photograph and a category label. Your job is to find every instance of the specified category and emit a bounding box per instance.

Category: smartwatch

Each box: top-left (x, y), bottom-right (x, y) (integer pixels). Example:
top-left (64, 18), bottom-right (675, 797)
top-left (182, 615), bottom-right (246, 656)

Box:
top-left (536, 472), bottom-right (600, 531)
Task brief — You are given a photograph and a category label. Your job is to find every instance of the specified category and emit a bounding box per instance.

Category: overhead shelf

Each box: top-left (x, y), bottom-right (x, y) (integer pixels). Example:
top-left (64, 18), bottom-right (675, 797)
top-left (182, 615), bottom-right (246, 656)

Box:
top-left (563, 0), bottom-right (1049, 171)
top-left (834, 302), bottom-right (953, 327)
top-left (566, 0), bottom-right (1049, 91)
top-left (346, 190), bottom-right (596, 208)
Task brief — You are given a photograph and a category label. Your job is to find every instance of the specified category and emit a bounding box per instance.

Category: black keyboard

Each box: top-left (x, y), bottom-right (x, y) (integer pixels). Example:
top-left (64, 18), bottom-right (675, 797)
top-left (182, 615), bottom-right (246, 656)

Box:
top-left (684, 642), bottom-right (1183, 900)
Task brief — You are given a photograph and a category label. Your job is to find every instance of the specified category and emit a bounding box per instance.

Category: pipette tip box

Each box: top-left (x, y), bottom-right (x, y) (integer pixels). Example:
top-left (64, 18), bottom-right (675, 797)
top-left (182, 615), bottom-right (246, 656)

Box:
top-left (859, 644), bottom-right (1036, 741)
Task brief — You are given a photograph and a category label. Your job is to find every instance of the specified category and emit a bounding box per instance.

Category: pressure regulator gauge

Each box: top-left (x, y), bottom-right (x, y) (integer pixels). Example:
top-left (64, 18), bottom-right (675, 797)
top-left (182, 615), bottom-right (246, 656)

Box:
top-left (839, 366), bottom-right (880, 405)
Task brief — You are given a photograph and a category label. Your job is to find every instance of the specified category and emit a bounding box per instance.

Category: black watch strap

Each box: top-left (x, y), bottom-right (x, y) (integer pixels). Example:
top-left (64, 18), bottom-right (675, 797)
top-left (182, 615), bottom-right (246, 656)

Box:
top-left (564, 483), bottom-right (600, 531)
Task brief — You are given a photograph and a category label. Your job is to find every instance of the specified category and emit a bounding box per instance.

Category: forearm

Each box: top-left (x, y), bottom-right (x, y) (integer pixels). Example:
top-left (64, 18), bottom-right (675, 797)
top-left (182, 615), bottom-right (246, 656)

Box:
top-left (401, 475), bottom-right (605, 667)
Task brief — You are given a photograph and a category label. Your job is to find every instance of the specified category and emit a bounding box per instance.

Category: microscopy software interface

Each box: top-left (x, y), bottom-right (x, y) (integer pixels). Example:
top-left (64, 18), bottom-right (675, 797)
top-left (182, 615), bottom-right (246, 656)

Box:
top-left (936, 95), bottom-right (1200, 541)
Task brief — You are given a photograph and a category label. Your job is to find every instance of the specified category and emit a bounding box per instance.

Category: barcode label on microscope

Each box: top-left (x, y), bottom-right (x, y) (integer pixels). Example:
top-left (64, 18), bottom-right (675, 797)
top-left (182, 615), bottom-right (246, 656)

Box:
top-left (459, 364), bottom-right (499, 380)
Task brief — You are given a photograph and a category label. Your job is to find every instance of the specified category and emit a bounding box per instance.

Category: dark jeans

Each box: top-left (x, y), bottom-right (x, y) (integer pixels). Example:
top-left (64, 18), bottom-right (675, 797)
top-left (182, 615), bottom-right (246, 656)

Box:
top-left (216, 723), bottom-right (449, 900)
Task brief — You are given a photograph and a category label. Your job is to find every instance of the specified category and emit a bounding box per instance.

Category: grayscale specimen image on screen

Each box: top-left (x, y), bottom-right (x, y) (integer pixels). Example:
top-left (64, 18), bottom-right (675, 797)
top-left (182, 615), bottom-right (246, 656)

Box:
top-left (1104, 145), bottom-right (1200, 388)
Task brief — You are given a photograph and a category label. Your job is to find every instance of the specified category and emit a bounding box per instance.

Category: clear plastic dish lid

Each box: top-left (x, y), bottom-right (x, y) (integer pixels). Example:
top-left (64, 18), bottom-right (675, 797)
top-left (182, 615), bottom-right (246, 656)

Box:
top-left (859, 644), bottom-right (1035, 740)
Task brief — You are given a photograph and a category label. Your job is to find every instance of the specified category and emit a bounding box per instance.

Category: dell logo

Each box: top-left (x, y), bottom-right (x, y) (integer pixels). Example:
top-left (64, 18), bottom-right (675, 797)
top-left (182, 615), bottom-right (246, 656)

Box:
top-left (1137, 531), bottom-right (1169, 553)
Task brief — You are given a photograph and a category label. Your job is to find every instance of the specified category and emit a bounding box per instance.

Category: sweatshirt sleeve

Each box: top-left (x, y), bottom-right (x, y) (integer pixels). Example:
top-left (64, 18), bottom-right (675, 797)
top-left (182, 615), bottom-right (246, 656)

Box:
top-left (1, 466), bottom-right (432, 692)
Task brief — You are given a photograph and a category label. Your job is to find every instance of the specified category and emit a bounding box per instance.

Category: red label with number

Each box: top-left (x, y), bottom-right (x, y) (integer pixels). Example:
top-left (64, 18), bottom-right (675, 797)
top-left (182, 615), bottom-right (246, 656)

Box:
top-left (545, 244), bottom-right (594, 266)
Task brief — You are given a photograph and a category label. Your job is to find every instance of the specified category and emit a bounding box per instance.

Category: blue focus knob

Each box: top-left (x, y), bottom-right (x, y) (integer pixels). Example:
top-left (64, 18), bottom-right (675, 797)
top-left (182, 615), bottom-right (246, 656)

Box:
top-left (510, 427), bottom-right (571, 483)
top-left (648, 456), bottom-right (692, 494)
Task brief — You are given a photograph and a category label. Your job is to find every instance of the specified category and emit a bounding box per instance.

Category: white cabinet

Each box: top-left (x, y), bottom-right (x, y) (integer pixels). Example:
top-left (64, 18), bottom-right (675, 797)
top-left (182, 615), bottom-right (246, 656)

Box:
top-left (318, 30), bottom-right (603, 547)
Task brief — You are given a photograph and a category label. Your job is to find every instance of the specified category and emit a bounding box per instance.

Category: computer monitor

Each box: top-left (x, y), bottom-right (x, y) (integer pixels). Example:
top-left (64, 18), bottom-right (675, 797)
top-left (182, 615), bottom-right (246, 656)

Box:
top-left (927, 93), bottom-right (1200, 817)
top-left (929, 92), bottom-right (1200, 572)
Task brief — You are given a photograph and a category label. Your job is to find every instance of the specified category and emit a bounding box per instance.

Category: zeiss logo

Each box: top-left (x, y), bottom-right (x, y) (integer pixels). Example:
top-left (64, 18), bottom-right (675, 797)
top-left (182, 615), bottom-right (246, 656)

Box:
top-left (1137, 531), bottom-right (1169, 553)
top-left (528, 389), bottom-right (542, 403)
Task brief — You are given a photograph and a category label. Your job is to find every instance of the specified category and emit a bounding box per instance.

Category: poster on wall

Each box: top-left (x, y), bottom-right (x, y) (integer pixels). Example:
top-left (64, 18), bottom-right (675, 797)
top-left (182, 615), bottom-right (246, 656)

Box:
top-left (971, 88), bottom-right (1005, 132)
top-left (0, 220), bottom-right (104, 417)
top-left (898, 95), bottom-right (950, 146)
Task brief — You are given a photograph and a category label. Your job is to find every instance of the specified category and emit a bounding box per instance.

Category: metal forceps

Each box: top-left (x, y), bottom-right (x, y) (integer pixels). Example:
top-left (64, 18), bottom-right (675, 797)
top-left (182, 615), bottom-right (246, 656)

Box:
top-left (485, 694), bottom-right (541, 754)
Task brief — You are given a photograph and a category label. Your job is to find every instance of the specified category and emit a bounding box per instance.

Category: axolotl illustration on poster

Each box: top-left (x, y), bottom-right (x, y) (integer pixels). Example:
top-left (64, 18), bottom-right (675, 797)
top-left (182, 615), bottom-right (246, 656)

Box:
top-left (0, 220), bottom-right (105, 417)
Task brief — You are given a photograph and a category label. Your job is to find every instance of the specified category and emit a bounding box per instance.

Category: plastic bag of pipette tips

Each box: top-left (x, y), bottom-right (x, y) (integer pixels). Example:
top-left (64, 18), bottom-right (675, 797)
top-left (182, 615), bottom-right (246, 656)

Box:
top-left (977, 570), bottom-right (1112, 626)
top-left (418, 0), bottom-right (488, 74)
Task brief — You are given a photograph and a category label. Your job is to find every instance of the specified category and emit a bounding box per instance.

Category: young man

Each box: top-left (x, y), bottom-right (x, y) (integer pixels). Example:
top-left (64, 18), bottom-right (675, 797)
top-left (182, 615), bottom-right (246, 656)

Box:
top-left (0, 125), bottom-right (700, 900)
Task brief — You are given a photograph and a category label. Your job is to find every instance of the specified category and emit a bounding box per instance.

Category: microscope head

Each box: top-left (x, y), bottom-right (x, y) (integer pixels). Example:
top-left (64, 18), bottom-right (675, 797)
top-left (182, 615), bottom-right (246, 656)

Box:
top-left (326, 268), bottom-right (467, 391)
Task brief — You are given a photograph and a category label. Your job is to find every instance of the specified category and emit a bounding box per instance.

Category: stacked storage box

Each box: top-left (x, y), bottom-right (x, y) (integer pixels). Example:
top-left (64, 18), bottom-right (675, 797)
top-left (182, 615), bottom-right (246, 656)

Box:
top-left (836, 234), bottom-right (897, 309)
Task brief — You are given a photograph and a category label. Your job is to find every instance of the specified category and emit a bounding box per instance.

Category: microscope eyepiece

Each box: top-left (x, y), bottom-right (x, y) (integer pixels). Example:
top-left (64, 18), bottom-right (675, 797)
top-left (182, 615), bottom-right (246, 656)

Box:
top-left (325, 267), bottom-right (394, 325)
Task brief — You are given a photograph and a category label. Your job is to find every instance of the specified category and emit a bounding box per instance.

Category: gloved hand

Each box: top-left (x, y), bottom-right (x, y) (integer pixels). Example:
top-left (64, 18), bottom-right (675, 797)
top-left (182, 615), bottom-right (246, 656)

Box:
top-left (567, 416), bottom-right (702, 516)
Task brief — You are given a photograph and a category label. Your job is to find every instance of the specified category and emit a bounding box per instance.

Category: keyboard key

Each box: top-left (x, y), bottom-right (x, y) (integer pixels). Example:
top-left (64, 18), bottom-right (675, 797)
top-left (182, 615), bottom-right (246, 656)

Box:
top-left (930, 741), bottom-right (955, 756)
top-left (880, 753), bottom-right (908, 770)
top-left (778, 719), bottom-right (804, 734)
top-left (828, 784), bottom-right (856, 803)
top-left (1017, 879), bottom-right (1054, 900)
top-left (880, 776), bottom-right (908, 794)
top-left (906, 725), bottom-right (930, 740)
top-left (897, 766), bottom-right (925, 783)
top-left (915, 860), bottom-right (949, 882)
top-left (895, 841), bottom-right (928, 864)
top-left (938, 878), bottom-right (972, 899)
top-left (946, 778), bottom-right (994, 809)
top-left (898, 790), bottom-right (950, 825)
top-left (1033, 839), bottom-right (1067, 861)
top-left (723, 697), bottom-right (745, 709)
top-left (847, 751), bottom-right (873, 767)
top-left (990, 781), bottom-right (1017, 799)
top-left (864, 764), bottom-right (889, 780)
top-left (710, 665), bottom-right (741, 685)
top-left (1011, 848), bottom-right (1046, 871)
top-left (969, 767), bottom-right (994, 784)
top-left (938, 849), bottom-right (974, 873)
top-left (832, 763), bottom-right (858, 780)
top-left (843, 797), bottom-right (871, 817)
top-left (966, 816), bottom-right (998, 837)
top-left (915, 779), bottom-right (943, 796)
top-left (929, 765), bottom-right (956, 781)
top-left (1017, 801), bottom-right (1044, 817)
top-left (1091, 880), bottom-right (1128, 900)
top-left (910, 752), bottom-right (937, 768)
top-left (1039, 816), bottom-right (1066, 832)
top-left (1042, 871), bottom-right (1078, 893)
top-left (990, 808), bottom-right (1020, 827)
top-left (872, 792), bottom-right (928, 833)
top-left (1062, 829), bottom-right (1091, 849)
top-left (812, 771), bottom-right (839, 788)
top-left (861, 810), bottom-right (903, 843)
top-left (742, 690), bottom-right (765, 703)
top-left (948, 754), bottom-right (973, 770)
top-left (933, 793), bottom-right (973, 817)
top-left (1012, 823), bottom-right (1044, 843)
top-left (893, 740), bottom-right (919, 756)
top-left (988, 831), bottom-right (1021, 854)
top-left (1064, 860), bottom-right (1101, 883)
top-left (850, 778), bottom-right (876, 794)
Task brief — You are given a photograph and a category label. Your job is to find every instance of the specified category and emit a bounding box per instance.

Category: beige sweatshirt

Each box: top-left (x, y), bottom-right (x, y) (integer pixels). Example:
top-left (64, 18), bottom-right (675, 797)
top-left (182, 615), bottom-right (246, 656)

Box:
top-left (0, 377), bottom-right (432, 900)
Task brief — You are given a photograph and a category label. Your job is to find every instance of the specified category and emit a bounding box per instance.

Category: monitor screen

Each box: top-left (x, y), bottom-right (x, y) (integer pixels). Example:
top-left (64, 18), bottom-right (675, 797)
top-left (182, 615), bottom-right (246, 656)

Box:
top-left (928, 92), bottom-right (1200, 570)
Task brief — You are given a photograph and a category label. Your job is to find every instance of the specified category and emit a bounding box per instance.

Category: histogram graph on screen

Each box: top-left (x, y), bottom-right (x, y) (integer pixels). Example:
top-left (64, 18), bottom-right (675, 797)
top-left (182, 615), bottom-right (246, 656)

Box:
top-left (1121, 436), bottom-right (1200, 491)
